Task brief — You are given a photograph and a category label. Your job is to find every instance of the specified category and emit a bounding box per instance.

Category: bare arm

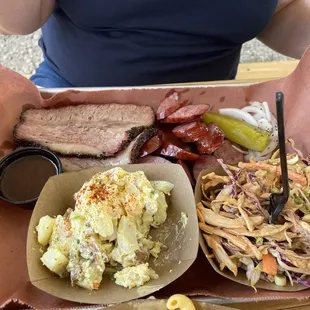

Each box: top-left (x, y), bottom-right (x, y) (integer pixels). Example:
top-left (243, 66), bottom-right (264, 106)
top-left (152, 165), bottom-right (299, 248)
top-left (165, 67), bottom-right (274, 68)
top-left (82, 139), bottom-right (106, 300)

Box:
top-left (0, 0), bottom-right (55, 35)
top-left (258, 0), bottom-right (310, 59)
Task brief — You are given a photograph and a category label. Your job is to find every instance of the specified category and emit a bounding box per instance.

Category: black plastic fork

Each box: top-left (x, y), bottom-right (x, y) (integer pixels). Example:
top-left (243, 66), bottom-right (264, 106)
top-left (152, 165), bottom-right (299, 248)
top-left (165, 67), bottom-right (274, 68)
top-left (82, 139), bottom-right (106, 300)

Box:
top-left (270, 92), bottom-right (290, 224)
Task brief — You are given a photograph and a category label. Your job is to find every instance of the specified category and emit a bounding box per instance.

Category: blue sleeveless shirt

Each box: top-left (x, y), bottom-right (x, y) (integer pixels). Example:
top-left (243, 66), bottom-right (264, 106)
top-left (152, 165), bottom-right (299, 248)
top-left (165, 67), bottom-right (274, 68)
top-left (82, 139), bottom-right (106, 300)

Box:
top-left (39, 0), bottom-right (278, 87)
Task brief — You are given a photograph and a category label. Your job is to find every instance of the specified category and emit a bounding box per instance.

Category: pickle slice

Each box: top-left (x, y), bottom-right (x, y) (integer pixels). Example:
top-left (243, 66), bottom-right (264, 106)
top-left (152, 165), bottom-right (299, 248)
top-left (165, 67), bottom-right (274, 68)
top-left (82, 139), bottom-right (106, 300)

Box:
top-left (202, 112), bottom-right (270, 152)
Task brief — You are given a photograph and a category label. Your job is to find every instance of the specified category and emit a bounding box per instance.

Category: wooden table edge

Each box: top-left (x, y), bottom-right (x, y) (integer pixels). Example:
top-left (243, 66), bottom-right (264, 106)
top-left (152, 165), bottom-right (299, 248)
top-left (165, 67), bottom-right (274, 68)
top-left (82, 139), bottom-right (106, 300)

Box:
top-left (23, 60), bottom-right (300, 86)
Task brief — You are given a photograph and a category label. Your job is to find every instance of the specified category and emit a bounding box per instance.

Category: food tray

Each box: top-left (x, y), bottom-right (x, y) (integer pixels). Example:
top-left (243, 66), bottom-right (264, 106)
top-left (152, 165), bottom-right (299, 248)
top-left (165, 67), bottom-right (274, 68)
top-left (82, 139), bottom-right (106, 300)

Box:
top-left (1, 48), bottom-right (310, 309)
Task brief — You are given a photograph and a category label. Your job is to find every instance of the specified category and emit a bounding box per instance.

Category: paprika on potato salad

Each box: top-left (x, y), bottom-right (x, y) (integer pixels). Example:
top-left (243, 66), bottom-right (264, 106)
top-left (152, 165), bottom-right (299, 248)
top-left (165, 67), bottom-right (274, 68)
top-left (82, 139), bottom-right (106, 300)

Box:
top-left (36, 167), bottom-right (174, 290)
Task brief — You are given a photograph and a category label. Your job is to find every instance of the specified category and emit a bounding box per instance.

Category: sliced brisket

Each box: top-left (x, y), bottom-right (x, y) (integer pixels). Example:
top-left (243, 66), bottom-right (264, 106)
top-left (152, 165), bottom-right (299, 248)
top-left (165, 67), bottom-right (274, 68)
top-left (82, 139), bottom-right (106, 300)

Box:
top-left (60, 128), bottom-right (156, 171)
top-left (14, 103), bottom-right (155, 158)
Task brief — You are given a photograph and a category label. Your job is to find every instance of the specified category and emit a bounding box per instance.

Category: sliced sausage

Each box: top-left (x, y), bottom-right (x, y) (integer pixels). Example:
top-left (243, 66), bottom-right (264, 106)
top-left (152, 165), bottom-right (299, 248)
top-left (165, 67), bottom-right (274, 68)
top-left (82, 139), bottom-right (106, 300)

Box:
top-left (160, 124), bottom-right (195, 153)
top-left (193, 155), bottom-right (220, 180)
top-left (177, 159), bottom-right (195, 186)
top-left (161, 104), bottom-right (209, 124)
top-left (160, 142), bottom-right (200, 161)
top-left (172, 121), bottom-right (207, 143)
top-left (156, 92), bottom-right (189, 120)
top-left (137, 155), bottom-right (172, 164)
top-left (140, 132), bottom-right (163, 157)
top-left (196, 123), bottom-right (225, 155)
top-left (214, 139), bottom-right (244, 164)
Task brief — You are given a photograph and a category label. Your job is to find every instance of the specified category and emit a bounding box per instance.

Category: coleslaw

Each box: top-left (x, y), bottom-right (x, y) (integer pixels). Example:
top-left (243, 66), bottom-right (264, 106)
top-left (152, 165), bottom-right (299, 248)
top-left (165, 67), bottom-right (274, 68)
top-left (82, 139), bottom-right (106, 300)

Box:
top-left (197, 150), bottom-right (310, 289)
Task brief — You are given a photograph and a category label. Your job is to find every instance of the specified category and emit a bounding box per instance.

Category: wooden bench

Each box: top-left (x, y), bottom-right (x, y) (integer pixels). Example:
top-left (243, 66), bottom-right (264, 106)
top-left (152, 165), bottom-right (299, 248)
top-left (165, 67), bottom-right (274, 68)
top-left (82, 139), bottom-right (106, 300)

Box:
top-left (236, 60), bottom-right (299, 83)
top-left (23, 60), bottom-right (300, 85)
top-left (189, 60), bottom-right (299, 85)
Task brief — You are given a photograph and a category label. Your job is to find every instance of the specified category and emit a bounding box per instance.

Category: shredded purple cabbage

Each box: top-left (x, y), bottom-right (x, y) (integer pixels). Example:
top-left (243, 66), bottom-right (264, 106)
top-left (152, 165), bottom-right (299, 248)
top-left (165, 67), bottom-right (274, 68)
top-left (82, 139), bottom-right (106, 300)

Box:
top-left (272, 242), bottom-right (286, 250)
top-left (217, 158), bottom-right (269, 218)
top-left (253, 258), bottom-right (260, 265)
top-left (270, 247), bottom-right (296, 266)
top-left (260, 273), bottom-right (272, 282)
top-left (243, 190), bottom-right (270, 219)
top-left (217, 158), bottom-right (235, 180)
top-left (291, 273), bottom-right (310, 287)
top-left (247, 173), bottom-right (256, 183)
top-left (235, 168), bottom-right (242, 179)
top-left (222, 241), bottom-right (240, 255)
top-left (231, 183), bottom-right (237, 198)
top-left (243, 207), bottom-right (253, 216)
top-left (280, 255), bottom-right (295, 267)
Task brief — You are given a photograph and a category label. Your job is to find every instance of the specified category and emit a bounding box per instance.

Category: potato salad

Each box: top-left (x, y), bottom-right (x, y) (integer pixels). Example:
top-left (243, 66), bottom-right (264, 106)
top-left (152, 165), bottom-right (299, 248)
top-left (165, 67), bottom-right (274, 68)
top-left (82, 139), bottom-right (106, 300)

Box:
top-left (36, 167), bottom-right (174, 290)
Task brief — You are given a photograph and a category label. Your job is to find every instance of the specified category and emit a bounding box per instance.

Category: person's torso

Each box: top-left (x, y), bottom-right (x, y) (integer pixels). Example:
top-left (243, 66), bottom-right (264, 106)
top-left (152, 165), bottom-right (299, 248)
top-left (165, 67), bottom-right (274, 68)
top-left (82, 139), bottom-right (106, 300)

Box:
top-left (40, 0), bottom-right (278, 87)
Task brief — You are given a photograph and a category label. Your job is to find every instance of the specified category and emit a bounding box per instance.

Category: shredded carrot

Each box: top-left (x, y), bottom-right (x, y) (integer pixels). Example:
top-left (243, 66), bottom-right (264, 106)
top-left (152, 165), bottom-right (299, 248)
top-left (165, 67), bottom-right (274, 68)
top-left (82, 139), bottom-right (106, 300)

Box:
top-left (262, 253), bottom-right (278, 276)
top-left (93, 281), bottom-right (100, 289)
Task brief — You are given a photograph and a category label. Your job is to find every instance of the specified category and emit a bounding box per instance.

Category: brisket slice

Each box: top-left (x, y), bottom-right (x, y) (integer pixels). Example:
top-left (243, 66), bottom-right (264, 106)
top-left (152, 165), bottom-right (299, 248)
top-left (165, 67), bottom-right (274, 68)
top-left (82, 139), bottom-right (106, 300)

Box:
top-left (60, 128), bottom-right (156, 172)
top-left (13, 103), bottom-right (155, 158)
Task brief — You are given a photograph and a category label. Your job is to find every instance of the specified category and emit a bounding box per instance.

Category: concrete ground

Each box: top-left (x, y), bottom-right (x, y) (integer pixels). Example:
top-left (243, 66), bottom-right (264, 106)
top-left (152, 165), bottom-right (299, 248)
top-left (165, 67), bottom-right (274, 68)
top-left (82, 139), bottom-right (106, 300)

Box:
top-left (0, 30), bottom-right (295, 76)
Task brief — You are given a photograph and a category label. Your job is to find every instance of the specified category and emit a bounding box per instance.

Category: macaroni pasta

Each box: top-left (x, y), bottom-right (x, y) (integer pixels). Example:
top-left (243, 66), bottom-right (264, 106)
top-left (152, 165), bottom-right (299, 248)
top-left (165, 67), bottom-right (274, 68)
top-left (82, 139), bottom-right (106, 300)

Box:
top-left (166, 294), bottom-right (195, 310)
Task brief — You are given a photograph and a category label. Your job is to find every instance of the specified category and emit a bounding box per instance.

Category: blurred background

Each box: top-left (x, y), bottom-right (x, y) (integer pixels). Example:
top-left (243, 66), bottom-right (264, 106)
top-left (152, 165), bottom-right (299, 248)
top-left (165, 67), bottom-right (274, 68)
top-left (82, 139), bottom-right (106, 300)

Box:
top-left (0, 30), bottom-right (294, 76)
